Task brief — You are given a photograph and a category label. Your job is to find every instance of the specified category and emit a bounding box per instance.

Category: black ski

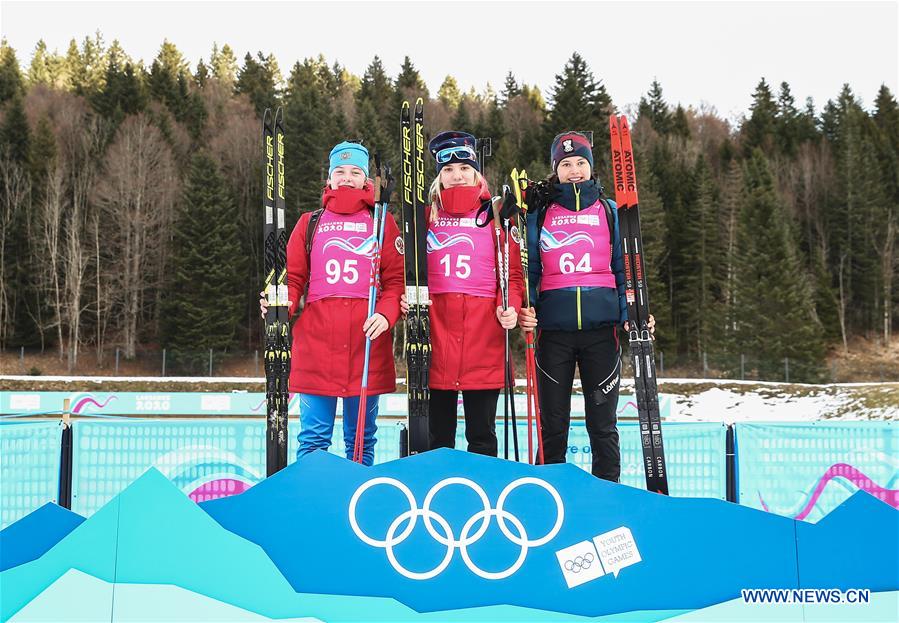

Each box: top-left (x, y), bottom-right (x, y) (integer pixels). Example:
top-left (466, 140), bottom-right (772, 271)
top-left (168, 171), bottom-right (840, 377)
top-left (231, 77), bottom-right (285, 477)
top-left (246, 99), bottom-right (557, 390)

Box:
top-left (263, 107), bottom-right (290, 475)
top-left (609, 114), bottom-right (668, 495)
top-left (401, 98), bottom-right (431, 454)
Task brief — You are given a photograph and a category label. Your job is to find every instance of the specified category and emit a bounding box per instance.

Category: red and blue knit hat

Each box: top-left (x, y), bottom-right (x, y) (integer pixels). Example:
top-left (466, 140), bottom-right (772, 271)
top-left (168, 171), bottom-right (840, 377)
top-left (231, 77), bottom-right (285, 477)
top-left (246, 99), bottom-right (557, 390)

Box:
top-left (428, 131), bottom-right (480, 172)
top-left (550, 131), bottom-right (594, 172)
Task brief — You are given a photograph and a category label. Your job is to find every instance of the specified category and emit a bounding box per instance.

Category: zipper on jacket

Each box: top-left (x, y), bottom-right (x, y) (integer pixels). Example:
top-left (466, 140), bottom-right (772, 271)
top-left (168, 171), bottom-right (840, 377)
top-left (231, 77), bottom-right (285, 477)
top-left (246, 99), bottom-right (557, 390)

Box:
top-left (573, 183), bottom-right (583, 330)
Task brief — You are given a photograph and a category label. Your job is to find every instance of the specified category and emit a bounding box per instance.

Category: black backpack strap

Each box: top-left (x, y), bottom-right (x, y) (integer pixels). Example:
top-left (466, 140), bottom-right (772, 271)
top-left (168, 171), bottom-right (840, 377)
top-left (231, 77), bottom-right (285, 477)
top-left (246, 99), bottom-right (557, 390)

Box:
top-left (599, 196), bottom-right (615, 259)
top-left (305, 208), bottom-right (324, 260)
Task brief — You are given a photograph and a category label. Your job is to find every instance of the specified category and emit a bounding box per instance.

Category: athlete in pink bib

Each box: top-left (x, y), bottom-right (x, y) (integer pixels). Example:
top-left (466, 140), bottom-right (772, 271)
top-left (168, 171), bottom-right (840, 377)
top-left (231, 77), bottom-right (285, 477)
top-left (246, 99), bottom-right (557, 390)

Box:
top-left (518, 131), bottom-right (654, 481)
top-left (401, 131), bottom-right (523, 456)
top-left (260, 142), bottom-right (403, 466)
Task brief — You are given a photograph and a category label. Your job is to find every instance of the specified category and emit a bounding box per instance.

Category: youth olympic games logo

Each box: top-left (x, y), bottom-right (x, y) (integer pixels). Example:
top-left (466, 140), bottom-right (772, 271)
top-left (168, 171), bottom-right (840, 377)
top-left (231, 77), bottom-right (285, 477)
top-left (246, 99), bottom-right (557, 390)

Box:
top-left (349, 476), bottom-right (564, 580)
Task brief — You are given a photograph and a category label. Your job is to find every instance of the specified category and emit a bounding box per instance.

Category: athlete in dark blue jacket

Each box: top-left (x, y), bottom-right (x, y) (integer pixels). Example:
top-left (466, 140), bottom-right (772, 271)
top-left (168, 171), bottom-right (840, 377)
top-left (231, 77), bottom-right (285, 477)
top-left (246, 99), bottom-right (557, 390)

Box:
top-left (519, 132), bottom-right (631, 481)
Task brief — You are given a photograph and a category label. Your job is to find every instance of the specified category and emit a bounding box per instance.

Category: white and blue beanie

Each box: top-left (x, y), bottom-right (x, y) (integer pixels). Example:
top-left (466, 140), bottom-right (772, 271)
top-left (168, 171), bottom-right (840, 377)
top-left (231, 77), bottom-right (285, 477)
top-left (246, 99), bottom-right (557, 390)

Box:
top-left (329, 141), bottom-right (369, 177)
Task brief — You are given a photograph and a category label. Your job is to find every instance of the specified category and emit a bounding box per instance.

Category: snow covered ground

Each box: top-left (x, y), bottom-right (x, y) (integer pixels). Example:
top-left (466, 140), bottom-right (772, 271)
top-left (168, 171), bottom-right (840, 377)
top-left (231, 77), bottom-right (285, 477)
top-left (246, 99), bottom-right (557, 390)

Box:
top-left (1, 375), bottom-right (896, 422)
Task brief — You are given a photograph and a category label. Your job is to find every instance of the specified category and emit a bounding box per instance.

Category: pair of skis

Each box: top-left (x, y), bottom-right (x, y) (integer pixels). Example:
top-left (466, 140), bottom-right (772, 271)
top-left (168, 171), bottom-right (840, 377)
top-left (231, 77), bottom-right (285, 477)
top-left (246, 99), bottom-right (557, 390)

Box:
top-left (400, 99), bottom-right (431, 454)
top-left (262, 108), bottom-right (290, 476)
top-left (353, 158), bottom-right (394, 463)
top-left (609, 115), bottom-right (669, 495)
top-left (510, 169), bottom-right (545, 465)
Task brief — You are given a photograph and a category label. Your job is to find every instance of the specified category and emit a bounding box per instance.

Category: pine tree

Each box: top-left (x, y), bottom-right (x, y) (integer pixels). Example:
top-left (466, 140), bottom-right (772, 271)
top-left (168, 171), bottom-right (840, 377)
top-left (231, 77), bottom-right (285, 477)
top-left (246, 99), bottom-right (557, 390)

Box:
top-left (357, 56), bottom-right (394, 132)
top-left (236, 52), bottom-right (280, 116)
top-left (677, 158), bottom-right (724, 361)
top-left (670, 105), bottom-right (690, 139)
top-left (438, 75), bottom-right (462, 109)
top-left (452, 98), bottom-right (473, 131)
top-left (161, 152), bottom-right (246, 371)
top-left (0, 40), bottom-right (24, 104)
top-left (210, 43), bottom-right (239, 87)
top-left (194, 59), bottom-right (209, 88)
top-left (93, 48), bottom-right (146, 125)
top-left (64, 33), bottom-right (107, 96)
top-left (283, 59), bottom-right (338, 228)
top-left (0, 95), bottom-right (30, 163)
top-left (775, 81), bottom-right (803, 156)
top-left (545, 52), bottom-right (613, 171)
top-left (732, 149), bottom-right (824, 381)
top-left (27, 40), bottom-right (65, 88)
top-left (742, 78), bottom-right (777, 155)
top-left (396, 55), bottom-right (427, 98)
top-left (501, 71), bottom-right (520, 104)
top-left (638, 80), bottom-right (671, 135)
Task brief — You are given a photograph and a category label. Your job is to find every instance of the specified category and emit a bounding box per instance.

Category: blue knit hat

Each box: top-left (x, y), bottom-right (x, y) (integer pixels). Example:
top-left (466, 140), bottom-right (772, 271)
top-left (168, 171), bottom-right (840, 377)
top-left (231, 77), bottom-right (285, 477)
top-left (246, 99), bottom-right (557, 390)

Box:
top-left (428, 131), bottom-right (480, 172)
top-left (329, 141), bottom-right (369, 177)
top-left (550, 132), bottom-right (594, 173)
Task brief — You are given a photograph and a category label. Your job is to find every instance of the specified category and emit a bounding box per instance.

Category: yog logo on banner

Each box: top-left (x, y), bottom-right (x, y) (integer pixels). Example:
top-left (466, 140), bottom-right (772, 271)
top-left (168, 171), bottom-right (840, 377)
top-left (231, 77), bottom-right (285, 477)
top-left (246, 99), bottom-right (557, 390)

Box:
top-left (349, 476), bottom-right (564, 581)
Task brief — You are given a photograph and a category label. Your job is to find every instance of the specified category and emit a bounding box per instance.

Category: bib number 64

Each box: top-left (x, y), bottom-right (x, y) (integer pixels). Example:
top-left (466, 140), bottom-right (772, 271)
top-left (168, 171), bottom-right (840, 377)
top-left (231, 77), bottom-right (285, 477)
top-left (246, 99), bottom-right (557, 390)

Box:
top-left (559, 252), bottom-right (592, 274)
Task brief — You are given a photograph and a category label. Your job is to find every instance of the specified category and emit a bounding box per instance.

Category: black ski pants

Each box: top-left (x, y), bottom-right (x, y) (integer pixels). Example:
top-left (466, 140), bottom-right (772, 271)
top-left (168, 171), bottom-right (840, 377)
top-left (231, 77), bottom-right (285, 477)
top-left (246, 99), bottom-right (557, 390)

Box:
top-left (430, 388), bottom-right (500, 457)
top-left (536, 327), bottom-right (621, 482)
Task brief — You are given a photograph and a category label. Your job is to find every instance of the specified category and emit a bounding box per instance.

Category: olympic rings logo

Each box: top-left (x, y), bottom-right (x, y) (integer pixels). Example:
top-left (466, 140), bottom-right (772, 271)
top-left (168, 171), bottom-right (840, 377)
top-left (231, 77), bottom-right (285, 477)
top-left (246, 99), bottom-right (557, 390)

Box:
top-left (348, 476), bottom-right (564, 580)
top-left (564, 553), bottom-right (594, 573)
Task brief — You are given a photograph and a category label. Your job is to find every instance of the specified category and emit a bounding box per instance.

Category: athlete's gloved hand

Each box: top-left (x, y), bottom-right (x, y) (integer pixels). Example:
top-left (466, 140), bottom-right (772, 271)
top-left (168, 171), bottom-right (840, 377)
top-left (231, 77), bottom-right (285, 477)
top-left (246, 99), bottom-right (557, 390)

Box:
top-left (500, 189), bottom-right (519, 220)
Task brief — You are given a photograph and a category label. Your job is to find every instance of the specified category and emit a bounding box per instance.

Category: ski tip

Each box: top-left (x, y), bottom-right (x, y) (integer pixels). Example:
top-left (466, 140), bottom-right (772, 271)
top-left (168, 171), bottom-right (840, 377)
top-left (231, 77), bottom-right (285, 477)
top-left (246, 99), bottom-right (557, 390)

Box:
top-left (402, 100), bottom-right (410, 110)
top-left (263, 108), bottom-right (271, 125)
top-left (415, 97), bottom-right (424, 108)
top-left (620, 115), bottom-right (631, 132)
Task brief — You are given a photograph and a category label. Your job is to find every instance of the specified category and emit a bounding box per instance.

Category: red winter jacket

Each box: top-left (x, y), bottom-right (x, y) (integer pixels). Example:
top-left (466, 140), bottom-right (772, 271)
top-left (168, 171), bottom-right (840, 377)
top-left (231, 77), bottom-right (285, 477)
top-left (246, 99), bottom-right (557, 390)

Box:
top-left (428, 185), bottom-right (524, 391)
top-left (286, 184), bottom-right (403, 397)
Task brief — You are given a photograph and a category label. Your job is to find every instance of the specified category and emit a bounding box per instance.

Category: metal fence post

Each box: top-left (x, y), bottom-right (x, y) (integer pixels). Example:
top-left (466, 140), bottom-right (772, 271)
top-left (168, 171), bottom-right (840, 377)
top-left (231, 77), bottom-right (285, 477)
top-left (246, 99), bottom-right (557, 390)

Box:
top-left (725, 425), bottom-right (737, 503)
top-left (740, 353), bottom-right (745, 380)
top-left (58, 398), bottom-right (73, 509)
top-left (209, 348), bottom-right (213, 376)
top-left (254, 350), bottom-right (259, 377)
top-left (162, 348), bottom-right (167, 376)
top-left (659, 351), bottom-right (664, 375)
top-left (115, 348), bottom-right (120, 375)
top-left (785, 357), bottom-right (790, 383)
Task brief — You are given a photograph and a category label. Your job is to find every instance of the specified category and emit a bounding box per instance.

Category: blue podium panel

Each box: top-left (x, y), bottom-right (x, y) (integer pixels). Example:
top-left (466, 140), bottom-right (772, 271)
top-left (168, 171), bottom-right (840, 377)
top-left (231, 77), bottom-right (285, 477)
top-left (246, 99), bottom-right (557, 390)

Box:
top-left (735, 421), bottom-right (898, 521)
top-left (3, 450), bottom-right (896, 621)
top-left (0, 421), bottom-right (61, 529)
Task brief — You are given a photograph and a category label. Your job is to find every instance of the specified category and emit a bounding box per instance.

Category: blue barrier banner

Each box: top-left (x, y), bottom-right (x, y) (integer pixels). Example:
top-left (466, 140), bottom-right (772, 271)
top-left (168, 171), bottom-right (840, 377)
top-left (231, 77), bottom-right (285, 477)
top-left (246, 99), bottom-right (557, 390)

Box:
top-left (0, 421), bottom-right (61, 529)
top-left (1, 390), bottom-right (671, 419)
top-left (68, 418), bottom-right (724, 517)
top-left (735, 421), bottom-right (898, 521)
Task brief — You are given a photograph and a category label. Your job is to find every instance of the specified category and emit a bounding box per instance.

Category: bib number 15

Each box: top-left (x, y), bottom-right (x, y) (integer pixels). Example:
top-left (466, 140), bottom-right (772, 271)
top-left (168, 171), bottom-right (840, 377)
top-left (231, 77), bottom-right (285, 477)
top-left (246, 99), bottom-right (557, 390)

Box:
top-left (560, 252), bottom-right (592, 274)
top-left (439, 254), bottom-right (471, 279)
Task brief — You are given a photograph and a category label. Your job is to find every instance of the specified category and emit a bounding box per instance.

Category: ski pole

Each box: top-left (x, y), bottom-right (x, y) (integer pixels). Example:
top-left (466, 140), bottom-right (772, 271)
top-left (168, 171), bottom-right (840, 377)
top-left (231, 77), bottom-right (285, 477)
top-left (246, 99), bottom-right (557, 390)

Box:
top-left (510, 171), bottom-right (544, 464)
top-left (354, 160), bottom-right (390, 464)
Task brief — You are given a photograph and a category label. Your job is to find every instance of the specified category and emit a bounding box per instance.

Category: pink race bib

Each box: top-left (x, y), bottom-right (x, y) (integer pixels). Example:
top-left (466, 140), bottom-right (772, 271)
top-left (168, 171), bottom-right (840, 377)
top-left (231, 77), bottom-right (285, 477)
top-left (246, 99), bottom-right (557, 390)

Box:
top-left (539, 200), bottom-right (615, 292)
top-left (426, 207), bottom-right (496, 297)
top-left (306, 209), bottom-right (375, 303)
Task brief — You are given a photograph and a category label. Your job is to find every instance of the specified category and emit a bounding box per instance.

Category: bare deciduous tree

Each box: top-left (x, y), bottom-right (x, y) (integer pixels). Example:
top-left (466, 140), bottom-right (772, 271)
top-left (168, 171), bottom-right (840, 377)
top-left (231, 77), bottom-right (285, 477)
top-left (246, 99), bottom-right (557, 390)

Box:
top-left (94, 113), bottom-right (176, 358)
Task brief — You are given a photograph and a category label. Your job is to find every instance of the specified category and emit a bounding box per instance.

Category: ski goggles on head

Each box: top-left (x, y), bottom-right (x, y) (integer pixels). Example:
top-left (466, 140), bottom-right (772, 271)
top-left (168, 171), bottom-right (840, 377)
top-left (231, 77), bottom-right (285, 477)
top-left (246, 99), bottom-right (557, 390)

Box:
top-left (435, 145), bottom-right (478, 164)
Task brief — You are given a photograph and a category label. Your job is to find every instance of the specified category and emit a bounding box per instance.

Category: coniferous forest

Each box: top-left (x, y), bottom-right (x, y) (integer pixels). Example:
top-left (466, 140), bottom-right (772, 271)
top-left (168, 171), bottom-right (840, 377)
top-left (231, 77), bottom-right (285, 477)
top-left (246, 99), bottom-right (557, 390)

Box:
top-left (0, 36), bottom-right (896, 381)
